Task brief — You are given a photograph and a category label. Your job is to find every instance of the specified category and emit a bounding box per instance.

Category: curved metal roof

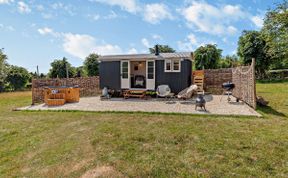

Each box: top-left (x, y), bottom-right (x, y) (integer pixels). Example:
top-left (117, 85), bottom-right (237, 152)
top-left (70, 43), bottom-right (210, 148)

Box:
top-left (99, 52), bottom-right (193, 61)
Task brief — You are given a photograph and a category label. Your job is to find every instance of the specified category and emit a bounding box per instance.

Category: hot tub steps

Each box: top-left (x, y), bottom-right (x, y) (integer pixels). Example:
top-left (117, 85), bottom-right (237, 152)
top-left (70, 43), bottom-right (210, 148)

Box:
top-left (46, 99), bottom-right (65, 106)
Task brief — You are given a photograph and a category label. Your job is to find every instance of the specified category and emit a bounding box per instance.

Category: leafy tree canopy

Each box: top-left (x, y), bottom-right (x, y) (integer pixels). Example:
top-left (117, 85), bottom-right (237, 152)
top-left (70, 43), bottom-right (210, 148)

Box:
top-left (149, 45), bottom-right (176, 54)
top-left (218, 55), bottom-right (240, 68)
top-left (237, 31), bottom-right (270, 78)
top-left (194, 44), bottom-right (222, 70)
top-left (0, 49), bottom-right (8, 91)
top-left (48, 57), bottom-right (76, 78)
top-left (84, 53), bottom-right (99, 76)
top-left (262, 0), bottom-right (288, 69)
top-left (75, 66), bottom-right (87, 78)
top-left (5, 65), bottom-right (30, 90)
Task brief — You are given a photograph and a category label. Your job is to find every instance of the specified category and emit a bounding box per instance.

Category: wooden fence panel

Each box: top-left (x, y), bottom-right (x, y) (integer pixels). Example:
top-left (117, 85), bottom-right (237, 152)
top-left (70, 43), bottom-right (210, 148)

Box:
top-left (232, 59), bottom-right (256, 109)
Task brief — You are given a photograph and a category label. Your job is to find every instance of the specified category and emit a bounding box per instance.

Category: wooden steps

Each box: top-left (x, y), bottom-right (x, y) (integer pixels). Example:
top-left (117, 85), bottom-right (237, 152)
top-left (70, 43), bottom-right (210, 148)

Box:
top-left (194, 76), bottom-right (204, 93)
top-left (46, 99), bottom-right (65, 106)
top-left (193, 70), bottom-right (204, 93)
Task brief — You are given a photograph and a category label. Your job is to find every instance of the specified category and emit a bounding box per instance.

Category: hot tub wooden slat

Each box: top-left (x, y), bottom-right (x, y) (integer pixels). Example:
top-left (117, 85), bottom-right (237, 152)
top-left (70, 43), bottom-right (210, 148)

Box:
top-left (44, 87), bottom-right (80, 106)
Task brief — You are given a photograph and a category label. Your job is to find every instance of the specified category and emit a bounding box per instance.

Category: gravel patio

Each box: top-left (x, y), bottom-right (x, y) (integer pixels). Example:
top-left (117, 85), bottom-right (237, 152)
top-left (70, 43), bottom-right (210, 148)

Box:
top-left (19, 95), bottom-right (261, 117)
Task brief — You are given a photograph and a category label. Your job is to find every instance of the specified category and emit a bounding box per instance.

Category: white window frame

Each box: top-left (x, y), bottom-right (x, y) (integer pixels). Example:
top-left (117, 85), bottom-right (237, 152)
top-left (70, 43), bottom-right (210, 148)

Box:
top-left (164, 59), bottom-right (181, 72)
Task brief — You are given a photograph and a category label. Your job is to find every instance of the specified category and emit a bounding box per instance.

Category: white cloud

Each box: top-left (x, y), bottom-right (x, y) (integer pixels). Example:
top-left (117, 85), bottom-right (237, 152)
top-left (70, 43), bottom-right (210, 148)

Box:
top-left (37, 27), bottom-right (122, 58)
top-left (18, 1), bottom-right (31, 14)
top-left (41, 13), bottom-right (53, 19)
top-left (177, 33), bottom-right (198, 51)
top-left (51, 2), bottom-right (75, 16)
top-left (141, 38), bottom-right (151, 48)
top-left (89, 14), bottom-right (100, 21)
top-left (177, 33), bottom-right (217, 51)
top-left (152, 34), bottom-right (162, 40)
top-left (223, 5), bottom-right (246, 19)
top-left (88, 11), bottom-right (119, 21)
top-left (38, 27), bottom-right (59, 37)
top-left (91, 0), bottom-right (138, 13)
top-left (187, 34), bottom-right (198, 46)
top-left (180, 1), bottom-right (245, 35)
top-left (63, 33), bottom-right (122, 58)
top-left (0, 0), bottom-right (13, 4)
top-left (251, 15), bottom-right (264, 28)
top-left (104, 11), bottom-right (118, 19)
top-left (36, 4), bottom-right (44, 11)
top-left (227, 26), bottom-right (238, 35)
top-left (143, 3), bottom-right (173, 24)
top-left (0, 24), bottom-right (15, 31)
top-left (127, 48), bottom-right (138, 54)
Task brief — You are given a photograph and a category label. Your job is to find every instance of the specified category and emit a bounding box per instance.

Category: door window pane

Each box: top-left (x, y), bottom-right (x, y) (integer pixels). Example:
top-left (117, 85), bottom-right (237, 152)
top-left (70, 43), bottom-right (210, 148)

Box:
top-left (122, 67), bottom-right (128, 73)
top-left (147, 61), bottom-right (154, 79)
top-left (122, 73), bottom-right (128, 78)
top-left (122, 62), bottom-right (128, 79)
top-left (148, 74), bottom-right (153, 79)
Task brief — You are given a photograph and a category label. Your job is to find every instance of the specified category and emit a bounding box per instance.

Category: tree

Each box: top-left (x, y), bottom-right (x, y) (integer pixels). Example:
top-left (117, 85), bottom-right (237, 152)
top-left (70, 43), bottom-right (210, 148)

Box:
top-left (237, 31), bottom-right (270, 78)
top-left (218, 55), bottom-right (240, 68)
top-left (84, 53), bottom-right (99, 76)
top-left (75, 66), bottom-right (87, 77)
top-left (194, 44), bottom-right (222, 70)
top-left (5, 65), bottom-right (30, 90)
top-left (262, 0), bottom-right (288, 69)
top-left (48, 57), bottom-right (76, 78)
top-left (149, 45), bottom-right (176, 53)
top-left (0, 48), bottom-right (8, 92)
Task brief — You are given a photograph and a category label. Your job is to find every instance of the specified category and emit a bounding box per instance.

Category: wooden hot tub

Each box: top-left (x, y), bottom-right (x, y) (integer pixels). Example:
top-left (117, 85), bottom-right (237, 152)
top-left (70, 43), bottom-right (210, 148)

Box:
top-left (44, 86), bottom-right (80, 106)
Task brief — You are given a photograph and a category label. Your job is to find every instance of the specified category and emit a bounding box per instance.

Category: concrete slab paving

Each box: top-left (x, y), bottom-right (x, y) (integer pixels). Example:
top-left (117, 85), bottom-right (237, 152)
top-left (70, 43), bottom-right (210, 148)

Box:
top-left (18, 95), bottom-right (261, 117)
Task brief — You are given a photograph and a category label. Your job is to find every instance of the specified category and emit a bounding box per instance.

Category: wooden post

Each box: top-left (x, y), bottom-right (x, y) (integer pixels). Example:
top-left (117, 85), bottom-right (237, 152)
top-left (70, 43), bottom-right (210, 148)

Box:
top-left (66, 63), bottom-right (69, 79)
top-left (31, 79), bottom-right (34, 105)
top-left (252, 58), bottom-right (256, 109)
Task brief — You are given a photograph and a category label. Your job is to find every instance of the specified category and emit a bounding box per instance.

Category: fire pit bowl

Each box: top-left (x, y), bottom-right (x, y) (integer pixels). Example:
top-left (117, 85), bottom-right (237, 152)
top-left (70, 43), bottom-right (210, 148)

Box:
top-left (195, 94), bottom-right (206, 111)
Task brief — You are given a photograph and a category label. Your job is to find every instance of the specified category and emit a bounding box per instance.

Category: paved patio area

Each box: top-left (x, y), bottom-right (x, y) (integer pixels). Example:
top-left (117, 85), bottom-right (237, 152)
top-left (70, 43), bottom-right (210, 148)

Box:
top-left (18, 95), bottom-right (261, 117)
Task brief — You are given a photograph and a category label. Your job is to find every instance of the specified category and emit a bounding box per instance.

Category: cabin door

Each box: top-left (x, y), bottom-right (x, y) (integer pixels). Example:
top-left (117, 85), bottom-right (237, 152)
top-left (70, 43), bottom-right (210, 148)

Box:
top-left (121, 60), bottom-right (130, 89)
top-left (146, 60), bottom-right (155, 90)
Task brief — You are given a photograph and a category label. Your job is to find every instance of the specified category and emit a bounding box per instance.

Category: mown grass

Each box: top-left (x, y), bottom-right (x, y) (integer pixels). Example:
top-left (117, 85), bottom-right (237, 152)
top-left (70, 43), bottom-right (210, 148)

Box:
top-left (0, 82), bottom-right (287, 177)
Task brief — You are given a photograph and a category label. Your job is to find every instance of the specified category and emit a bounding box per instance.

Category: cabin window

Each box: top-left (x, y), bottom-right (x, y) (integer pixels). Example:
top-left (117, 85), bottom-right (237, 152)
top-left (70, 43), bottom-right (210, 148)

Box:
top-left (173, 60), bottom-right (180, 71)
top-left (165, 60), bottom-right (171, 71)
top-left (165, 59), bottom-right (181, 72)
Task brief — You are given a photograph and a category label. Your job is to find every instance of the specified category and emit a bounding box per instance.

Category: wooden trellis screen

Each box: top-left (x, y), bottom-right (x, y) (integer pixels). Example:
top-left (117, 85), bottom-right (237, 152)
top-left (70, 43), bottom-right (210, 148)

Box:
top-left (232, 59), bottom-right (256, 109)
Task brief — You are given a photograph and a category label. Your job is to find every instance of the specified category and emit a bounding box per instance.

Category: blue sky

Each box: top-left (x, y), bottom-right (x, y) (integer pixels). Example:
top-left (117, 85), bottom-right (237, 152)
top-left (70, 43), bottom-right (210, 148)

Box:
top-left (0, 0), bottom-right (282, 73)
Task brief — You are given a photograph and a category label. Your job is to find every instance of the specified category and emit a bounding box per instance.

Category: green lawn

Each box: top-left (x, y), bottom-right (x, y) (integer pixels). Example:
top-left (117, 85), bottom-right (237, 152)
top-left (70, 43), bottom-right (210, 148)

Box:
top-left (0, 82), bottom-right (287, 177)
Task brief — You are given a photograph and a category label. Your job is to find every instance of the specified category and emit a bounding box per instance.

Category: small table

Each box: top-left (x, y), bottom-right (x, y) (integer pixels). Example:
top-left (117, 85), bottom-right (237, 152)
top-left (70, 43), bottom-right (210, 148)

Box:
top-left (123, 90), bottom-right (147, 99)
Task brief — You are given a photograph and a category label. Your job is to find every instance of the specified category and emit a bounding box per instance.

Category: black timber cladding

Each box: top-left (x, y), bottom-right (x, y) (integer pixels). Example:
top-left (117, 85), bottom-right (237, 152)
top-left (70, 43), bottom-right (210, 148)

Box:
top-left (155, 59), bottom-right (192, 93)
top-left (99, 61), bottom-right (121, 90)
top-left (99, 59), bottom-right (192, 93)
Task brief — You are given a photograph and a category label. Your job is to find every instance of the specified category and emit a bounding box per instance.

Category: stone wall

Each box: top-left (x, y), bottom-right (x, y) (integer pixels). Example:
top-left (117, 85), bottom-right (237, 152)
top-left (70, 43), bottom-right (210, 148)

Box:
top-left (203, 68), bottom-right (233, 94)
top-left (32, 77), bottom-right (100, 104)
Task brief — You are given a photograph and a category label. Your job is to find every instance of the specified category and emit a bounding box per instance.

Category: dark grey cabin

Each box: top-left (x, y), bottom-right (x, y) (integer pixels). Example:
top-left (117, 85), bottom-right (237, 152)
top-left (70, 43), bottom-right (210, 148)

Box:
top-left (99, 52), bottom-right (193, 93)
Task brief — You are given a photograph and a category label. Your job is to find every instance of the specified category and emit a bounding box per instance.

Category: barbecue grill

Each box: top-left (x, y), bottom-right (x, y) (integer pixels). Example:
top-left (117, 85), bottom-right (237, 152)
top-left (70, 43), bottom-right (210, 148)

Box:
top-left (221, 82), bottom-right (235, 102)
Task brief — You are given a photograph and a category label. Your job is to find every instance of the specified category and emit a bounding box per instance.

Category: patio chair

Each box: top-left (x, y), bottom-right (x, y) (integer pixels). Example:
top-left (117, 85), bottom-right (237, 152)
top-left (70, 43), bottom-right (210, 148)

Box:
top-left (177, 84), bottom-right (198, 100)
top-left (156, 85), bottom-right (174, 98)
